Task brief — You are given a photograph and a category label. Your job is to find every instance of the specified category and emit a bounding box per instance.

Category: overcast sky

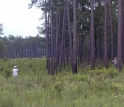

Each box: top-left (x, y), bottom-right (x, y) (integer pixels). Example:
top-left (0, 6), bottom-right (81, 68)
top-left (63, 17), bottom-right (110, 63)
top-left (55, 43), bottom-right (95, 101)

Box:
top-left (0, 0), bottom-right (43, 37)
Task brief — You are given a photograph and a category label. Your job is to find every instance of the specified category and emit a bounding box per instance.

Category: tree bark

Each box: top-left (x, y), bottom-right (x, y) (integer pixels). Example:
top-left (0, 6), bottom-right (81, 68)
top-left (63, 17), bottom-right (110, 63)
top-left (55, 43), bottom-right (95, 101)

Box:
top-left (104, 0), bottom-right (108, 69)
top-left (91, 0), bottom-right (95, 69)
top-left (117, 0), bottom-right (123, 71)
top-left (110, 0), bottom-right (114, 60)
top-left (66, 0), bottom-right (73, 65)
top-left (72, 0), bottom-right (77, 74)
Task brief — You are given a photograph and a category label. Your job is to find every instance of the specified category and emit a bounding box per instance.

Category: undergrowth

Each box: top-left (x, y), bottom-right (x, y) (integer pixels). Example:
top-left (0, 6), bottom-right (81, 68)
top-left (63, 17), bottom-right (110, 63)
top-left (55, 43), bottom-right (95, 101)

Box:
top-left (0, 58), bottom-right (124, 107)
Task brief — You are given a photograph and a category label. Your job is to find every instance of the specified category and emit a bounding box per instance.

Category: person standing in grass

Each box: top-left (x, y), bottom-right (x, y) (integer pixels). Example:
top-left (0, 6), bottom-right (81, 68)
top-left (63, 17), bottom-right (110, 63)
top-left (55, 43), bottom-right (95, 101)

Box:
top-left (13, 66), bottom-right (18, 76)
top-left (112, 57), bottom-right (117, 68)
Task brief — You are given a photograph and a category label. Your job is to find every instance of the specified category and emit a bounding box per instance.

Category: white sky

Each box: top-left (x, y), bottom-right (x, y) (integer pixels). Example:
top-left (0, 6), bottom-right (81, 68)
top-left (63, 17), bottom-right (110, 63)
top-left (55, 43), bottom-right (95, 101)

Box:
top-left (0, 0), bottom-right (43, 37)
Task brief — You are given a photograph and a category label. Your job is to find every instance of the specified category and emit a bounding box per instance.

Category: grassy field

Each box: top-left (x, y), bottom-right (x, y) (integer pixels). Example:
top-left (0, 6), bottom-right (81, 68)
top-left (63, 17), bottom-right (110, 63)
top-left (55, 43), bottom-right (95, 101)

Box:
top-left (0, 58), bottom-right (124, 107)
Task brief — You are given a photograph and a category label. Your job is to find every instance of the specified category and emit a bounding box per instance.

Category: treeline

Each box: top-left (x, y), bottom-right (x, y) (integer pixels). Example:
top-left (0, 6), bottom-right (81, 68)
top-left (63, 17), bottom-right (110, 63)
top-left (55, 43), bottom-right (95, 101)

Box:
top-left (29, 0), bottom-right (124, 74)
top-left (0, 35), bottom-right (46, 59)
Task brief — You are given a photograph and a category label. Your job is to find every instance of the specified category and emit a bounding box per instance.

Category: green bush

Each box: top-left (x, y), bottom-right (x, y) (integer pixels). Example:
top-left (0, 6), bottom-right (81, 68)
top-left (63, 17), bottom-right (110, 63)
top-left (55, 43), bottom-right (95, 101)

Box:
top-left (3, 57), bottom-right (8, 62)
top-left (4, 70), bottom-right (11, 79)
top-left (0, 65), bottom-right (4, 71)
top-left (76, 74), bottom-right (88, 81)
top-left (107, 68), bottom-right (119, 78)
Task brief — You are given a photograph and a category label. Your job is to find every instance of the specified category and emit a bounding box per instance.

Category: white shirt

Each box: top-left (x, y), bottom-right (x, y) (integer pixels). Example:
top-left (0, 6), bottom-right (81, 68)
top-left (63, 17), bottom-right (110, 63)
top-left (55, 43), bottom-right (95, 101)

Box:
top-left (13, 68), bottom-right (18, 76)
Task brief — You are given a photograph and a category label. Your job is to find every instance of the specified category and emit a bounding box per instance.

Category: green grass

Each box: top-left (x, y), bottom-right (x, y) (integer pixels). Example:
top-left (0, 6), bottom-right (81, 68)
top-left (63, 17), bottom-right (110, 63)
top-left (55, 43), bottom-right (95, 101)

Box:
top-left (0, 58), bottom-right (124, 107)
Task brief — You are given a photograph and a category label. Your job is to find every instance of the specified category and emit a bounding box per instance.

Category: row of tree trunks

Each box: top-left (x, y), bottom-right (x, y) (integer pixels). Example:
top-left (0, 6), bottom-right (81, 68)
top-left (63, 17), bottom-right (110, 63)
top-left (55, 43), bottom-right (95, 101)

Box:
top-left (43, 0), bottom-right (124, 74)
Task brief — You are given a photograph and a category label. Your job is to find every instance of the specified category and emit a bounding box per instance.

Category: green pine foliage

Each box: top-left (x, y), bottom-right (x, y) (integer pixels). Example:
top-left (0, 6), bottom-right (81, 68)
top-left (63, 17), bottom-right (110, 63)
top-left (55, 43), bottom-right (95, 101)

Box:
top-left (0, 58), bottom-right (124, 107)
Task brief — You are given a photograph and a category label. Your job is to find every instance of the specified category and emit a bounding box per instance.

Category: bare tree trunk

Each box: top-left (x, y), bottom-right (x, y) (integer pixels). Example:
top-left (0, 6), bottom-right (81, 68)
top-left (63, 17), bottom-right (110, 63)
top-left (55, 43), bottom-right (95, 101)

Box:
top-left (59, 5), bottom-right (66, 71)
top-left (50, 0), bottom-right (54, 75)
top-left (55, 9), bottom-right (59, 74)
top-left (110, 0), bottom-right (114, 60)
top-left (117, 0), bottom-right (123, 71)
top-left (91, 0), bottom-right (95, 69)
top-left (45, 0), bottom-right (50, 74)
top-left (104, 0), bottom-right (108, 69)
top-left (66, 0), bottom-right (73, 66)
top-left (72, 0), bottom-right (77, 74)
